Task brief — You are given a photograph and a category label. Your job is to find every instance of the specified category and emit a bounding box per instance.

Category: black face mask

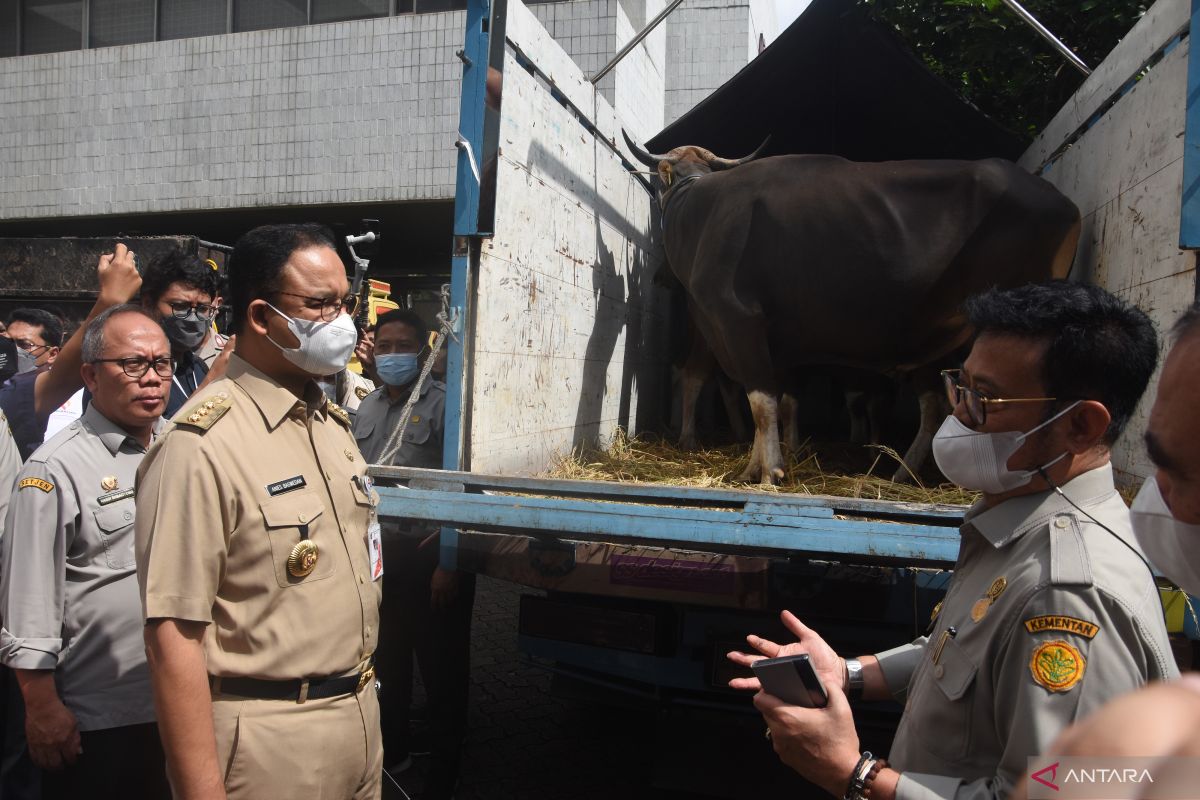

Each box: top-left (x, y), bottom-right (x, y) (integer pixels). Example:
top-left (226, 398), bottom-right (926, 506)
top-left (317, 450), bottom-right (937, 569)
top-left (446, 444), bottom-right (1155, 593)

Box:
top-left (161, 313), bottom-right (208, 351)
top-left (0, 337), bottom-right (16, 384)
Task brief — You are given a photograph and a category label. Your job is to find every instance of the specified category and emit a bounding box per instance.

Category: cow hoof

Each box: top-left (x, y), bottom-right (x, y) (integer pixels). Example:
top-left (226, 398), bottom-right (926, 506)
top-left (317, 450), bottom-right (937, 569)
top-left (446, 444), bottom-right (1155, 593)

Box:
top-left (891, 465), bottom-right (916, 484)
top-left (677, 435), bottom-right (699, 450)
top-left (737, 463), bottom-right (784, 486)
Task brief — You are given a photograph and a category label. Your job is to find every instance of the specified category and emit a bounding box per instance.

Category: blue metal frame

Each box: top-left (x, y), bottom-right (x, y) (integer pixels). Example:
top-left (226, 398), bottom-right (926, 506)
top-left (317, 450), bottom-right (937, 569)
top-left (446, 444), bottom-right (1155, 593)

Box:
top-left (372, 466), bottom-right (965, 566)
top-left (441, 0), bottom-right (492, 570)
top-left (1180, 0), bottom-right (1200, 248)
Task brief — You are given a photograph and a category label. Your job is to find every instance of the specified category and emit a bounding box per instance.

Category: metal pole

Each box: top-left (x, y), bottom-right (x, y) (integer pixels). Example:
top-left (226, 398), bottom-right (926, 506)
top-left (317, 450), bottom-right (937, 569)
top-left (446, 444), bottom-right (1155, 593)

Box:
top-left (591, 0), bottom-right (686, 85)
top-left (997, 0), bottom-right (1091, 76)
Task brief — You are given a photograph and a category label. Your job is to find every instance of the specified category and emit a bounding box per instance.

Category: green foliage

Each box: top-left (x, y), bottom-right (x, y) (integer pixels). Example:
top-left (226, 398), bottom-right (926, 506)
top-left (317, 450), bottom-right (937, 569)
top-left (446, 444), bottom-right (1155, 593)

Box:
top-left (860, 0), bottom-right (1148, 140)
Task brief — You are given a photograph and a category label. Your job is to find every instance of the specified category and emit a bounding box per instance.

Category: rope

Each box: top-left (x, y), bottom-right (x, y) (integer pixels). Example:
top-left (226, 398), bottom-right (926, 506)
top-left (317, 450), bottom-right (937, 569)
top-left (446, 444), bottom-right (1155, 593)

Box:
top-left (377, 284), bottom-right (458, 466)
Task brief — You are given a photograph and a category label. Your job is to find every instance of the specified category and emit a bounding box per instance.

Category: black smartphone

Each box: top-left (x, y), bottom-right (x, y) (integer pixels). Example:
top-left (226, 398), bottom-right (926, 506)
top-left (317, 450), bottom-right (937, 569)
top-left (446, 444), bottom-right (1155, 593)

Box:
top-left (751, 653), bottom-right (829, 708)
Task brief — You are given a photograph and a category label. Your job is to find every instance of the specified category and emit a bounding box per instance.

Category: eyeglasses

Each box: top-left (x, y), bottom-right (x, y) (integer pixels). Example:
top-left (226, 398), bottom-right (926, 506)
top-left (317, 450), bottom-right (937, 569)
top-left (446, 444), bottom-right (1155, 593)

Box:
top-left (941, 369), bottom-right (1057, 426)
top-left (275, 292), bottom-right (360, 323)
top-left (91, 357), bottom-right (174, 379)
top-left (11, 338), bottom-right (49, 354)
top-left (166, 300), bottom-right (217, 320)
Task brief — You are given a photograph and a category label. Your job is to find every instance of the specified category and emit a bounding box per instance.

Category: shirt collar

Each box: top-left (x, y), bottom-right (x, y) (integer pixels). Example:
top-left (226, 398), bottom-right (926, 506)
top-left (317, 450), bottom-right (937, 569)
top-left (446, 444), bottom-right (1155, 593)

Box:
top-left (81, 403), bottom-right (165, 455)
top-left (964, 462), bottom-right (1119, 548)
top-left (228, 354), bottom-right (329, 429)
top-left (385, 378), bottom-right (431, 407)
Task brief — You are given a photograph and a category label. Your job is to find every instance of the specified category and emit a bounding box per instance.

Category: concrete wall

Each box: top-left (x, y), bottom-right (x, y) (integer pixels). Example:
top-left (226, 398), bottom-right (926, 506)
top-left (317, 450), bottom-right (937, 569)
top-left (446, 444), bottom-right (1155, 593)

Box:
top-left (0, 14), bottom-right (465, 220)
top-left (468, 0), bottom-right (667, 474)
top-left (528, 0), bottom-right (665, 141)
top-left (664, 1), bottom-right (772, 126)
top-left (1020, 0), bottom-right (1196, 484)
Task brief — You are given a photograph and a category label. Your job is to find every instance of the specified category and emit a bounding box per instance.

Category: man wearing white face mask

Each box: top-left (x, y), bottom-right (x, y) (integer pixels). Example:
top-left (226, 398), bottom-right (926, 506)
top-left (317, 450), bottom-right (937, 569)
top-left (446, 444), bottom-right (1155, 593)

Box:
top-left (728, 281), bottom-right (1177, 800)
top-left (135, 223), bottom-right (383, 799)
top-left (1010, 302), bottom-right (1200, 798)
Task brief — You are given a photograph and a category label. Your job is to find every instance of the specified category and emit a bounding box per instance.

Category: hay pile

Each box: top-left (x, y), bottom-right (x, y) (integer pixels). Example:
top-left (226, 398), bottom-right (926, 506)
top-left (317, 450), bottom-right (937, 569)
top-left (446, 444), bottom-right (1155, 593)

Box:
top-left (548, 430), bottom-right (979, 506)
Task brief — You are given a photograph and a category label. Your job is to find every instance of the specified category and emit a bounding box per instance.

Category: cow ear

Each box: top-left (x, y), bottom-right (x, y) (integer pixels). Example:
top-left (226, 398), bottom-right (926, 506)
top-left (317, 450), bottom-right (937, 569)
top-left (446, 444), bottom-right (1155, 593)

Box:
top-left (659, 161), bottom-right (673, 186)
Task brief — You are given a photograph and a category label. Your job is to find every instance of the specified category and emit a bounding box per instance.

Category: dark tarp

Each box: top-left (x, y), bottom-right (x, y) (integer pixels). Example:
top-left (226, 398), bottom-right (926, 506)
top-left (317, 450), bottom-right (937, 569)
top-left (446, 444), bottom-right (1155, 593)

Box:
top-left (645, 0), bottom-right (1026, 163)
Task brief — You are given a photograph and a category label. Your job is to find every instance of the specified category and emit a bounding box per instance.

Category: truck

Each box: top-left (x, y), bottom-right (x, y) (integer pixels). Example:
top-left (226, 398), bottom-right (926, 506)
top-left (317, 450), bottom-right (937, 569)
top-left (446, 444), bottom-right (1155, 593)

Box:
top-left (367, 0), bottom-right (1199, 775)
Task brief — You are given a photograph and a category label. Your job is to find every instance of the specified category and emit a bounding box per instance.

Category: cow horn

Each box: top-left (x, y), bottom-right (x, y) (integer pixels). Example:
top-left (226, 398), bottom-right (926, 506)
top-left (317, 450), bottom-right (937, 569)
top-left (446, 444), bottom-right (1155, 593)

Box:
top-left (622, 129), bottom-right (668, 168)
top-left (704, 135), bottom-right (773, 170)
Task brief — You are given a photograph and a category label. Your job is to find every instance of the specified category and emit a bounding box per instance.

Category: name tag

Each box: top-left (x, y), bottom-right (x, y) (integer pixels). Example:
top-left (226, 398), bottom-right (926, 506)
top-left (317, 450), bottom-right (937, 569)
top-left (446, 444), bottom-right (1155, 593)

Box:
top-left (368, 522), bottom-right (383, 581)
top-left (97, 488), bottom-right (135, 505)
top-left (266, 475), bottom-right (307, 497)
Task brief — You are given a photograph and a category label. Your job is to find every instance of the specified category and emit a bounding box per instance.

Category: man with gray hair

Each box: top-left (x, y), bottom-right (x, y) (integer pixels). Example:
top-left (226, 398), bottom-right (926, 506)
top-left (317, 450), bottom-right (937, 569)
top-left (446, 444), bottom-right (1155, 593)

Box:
top-left (0, 305), bottom-right (171, 800)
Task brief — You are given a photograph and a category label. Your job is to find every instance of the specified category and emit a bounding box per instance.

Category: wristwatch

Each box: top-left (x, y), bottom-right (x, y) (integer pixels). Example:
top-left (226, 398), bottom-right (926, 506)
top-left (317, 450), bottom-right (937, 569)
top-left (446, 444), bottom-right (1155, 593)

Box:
top-left (844, 658), bottom-right (864, 703)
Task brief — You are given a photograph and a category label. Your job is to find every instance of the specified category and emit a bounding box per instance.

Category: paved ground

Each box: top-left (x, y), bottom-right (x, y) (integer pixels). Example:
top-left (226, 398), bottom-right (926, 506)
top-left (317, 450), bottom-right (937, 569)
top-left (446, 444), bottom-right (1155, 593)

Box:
top-left (385, 577), bottom-right (868, 800)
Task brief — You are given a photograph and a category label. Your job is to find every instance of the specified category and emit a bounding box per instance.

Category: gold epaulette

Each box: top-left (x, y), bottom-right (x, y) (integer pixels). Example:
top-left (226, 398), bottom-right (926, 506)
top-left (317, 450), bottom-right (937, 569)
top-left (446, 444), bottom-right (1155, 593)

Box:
top-left (326, 401), bottom-right (352, 428)
top-left (175, 391), bottom-right (233, 431)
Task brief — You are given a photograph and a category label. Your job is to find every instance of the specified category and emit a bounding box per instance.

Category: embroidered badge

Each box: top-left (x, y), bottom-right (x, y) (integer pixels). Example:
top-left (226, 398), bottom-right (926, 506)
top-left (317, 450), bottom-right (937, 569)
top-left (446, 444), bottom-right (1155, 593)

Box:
top-left (1030, 640), bottom-right (1086, 692)
top-left (97, 488), bottom-right (135, 505)
top-left (411, 415), bottom-right (421, 424)
top-left (1024, 615), bottom-right (1100, 639)
top-left (19, 477), bottom-right (54, 492)
top-left (266, 475), bottom-right (307, 497)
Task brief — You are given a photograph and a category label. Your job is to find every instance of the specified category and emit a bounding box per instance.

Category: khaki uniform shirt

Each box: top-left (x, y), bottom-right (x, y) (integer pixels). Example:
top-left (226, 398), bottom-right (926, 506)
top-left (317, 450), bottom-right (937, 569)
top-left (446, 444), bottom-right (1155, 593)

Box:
top-left (0, 410), bottom-right (20, 540)
top-left (337, 369), bottom-right (375, 416)
top-left (136, 354), bottom-right (382, 680)
top-left (352, 380), bottom-right (445, 469)
top-left (0, 405), bottom-right (160, 731)
top-left (874, 464), bottom-right (1178, 800)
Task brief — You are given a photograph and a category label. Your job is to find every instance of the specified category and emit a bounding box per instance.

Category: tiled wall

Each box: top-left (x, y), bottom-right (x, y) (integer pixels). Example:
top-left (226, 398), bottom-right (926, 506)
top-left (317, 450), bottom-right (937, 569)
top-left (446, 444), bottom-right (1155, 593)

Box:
top-left (0, 14), bottom-right (464, 220)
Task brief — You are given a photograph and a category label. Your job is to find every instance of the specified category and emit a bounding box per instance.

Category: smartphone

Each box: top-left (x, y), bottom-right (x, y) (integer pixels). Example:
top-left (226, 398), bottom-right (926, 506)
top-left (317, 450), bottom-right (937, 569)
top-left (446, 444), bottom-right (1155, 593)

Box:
top-left (751, 653), bottom-right (829, 708)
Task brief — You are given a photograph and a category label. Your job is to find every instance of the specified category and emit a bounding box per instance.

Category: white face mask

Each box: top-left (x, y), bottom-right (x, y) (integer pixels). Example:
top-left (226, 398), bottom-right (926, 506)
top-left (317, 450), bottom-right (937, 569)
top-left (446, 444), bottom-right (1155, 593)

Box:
top-left (931, 401), bottom-right (1080, 494)
top-left (265, 303), bottom-right (357, 377)
top-left (1130, 478), bottom-right (1200, 596)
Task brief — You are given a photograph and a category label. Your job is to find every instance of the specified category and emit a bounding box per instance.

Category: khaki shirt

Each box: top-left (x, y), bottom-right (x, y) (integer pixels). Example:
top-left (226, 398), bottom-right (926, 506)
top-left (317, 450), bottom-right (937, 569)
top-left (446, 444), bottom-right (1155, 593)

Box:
top-left (136, 354), bottom-right (381, 680)
top-left (874, 464), bottom-right (1178, 800)
top-left (352, 380), bottom-right (445, 469)
top-left (0, 410), bottom-right (20, 540)
top-left (337, 369), bottom-right (375, 416)
top-left (0, 405), bottom-right (160, 731)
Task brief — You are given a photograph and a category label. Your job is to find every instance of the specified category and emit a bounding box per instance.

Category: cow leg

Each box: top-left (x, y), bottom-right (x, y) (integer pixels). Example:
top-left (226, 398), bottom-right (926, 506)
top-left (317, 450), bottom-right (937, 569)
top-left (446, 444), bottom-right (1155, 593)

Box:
top-left (678, 368), bottom-right (706, 450)
top-left (779, 392), bottom-right (800, 452)
top-left (718, 376), bottom-right (751, 442)
top-left (893, 385), bottom-right (945, 483)
top-left (738, 390), bottom-right (786, 485)
top-left (866, 390), bottom-right (890, 445)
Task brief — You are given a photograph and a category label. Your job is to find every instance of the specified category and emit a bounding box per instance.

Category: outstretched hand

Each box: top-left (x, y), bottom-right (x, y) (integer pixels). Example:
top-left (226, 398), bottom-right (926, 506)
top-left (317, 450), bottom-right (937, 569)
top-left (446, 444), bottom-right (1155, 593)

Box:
top-left (726, 610), bottom-right (845, 694)
top-left (96, 243), bottom-right (141, 307)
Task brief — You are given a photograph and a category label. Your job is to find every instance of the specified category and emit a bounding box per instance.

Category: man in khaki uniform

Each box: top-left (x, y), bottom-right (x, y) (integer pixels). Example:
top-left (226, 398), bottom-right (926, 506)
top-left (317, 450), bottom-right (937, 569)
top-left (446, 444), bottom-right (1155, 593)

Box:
top-left (136, 223), bottom-right (383, 800)
top-left (1, 306), bottom-right (171, 799)
top-left (729, 282), bottom-right (1177, 800)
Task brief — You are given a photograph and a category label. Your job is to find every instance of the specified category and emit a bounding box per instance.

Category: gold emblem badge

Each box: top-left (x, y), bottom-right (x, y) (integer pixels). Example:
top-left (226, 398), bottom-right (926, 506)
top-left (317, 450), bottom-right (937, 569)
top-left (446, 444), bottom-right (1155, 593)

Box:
top-left (970, 576), bottom-right (1009, 623)
top-left (101, 476), bottom-right (118, 491)
top-left (287, 540), bottom-right (320, 577)
top-left (355, 386), bottom-right (368, 400)
top-left (1030, 640), bottom-right (1086, 692)
top-left (345, 449), bottom-right (355, 461)
top-left (411, 415), bottom-right (421, 423)
top-left (929, 600), bottom-right (943, 625)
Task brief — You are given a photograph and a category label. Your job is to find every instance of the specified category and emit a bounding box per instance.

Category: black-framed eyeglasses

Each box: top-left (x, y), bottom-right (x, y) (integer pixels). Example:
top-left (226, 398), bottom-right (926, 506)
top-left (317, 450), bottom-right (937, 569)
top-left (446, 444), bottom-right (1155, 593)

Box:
top-left (275, 292), bottom-right (360, 323)
top-left (165, 300), bottom-right (217, 320)
top-left (941, 369), bottom-right (1057, 426)
top-left (91, 357), bottom-right (174, 379)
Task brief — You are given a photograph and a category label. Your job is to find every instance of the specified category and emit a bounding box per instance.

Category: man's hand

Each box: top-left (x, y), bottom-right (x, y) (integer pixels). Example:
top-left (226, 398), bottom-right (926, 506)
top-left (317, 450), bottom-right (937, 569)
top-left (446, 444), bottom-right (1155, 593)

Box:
top-left (24, 693), bottom-right (81, 771)
top-left (195, 335), bottom-right (235, 395)
top-left (727, 610), bottom-right (845, 694)
top-left (354, 337), bottom-right (374, 370)
top-left (756, 687), bottom-right (863, 797)
top-left (431, 566), bottom-right (460, 611)
top-left (96, 243), bottom-right (142, 308)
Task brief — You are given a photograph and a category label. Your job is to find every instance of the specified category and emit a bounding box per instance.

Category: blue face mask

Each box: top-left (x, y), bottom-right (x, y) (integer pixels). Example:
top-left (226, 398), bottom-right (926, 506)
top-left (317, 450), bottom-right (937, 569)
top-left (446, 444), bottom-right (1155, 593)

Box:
top-left (375, 352), bottom-right (420, 387)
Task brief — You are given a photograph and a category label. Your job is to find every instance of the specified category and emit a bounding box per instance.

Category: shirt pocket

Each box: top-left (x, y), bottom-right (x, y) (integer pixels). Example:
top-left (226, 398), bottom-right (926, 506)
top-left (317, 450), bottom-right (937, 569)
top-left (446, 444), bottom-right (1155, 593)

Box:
top-left (93, 501), bottom-right (136, 570)
top-left (402, 417), bottom-right (432, 446)
top-left (923, 636), bottom-right (979, 762)
top-left (259, 490), bottom-right (336, 588)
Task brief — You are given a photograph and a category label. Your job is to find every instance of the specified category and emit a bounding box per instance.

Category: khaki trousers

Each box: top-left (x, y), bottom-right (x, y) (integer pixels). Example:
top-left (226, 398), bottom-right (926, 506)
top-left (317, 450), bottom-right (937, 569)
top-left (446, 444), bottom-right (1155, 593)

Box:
top-left (212, 684), bottom-right (383, 800)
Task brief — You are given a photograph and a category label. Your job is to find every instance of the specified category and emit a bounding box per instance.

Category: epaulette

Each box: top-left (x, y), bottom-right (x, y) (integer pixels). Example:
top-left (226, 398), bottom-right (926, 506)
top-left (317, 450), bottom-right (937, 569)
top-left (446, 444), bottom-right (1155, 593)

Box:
top-left (1049, 512), bottom-right (1093, 587)
top-left (175, 391), bottom-right (233, 432)
top-left (327, 401), bottom-right (352, 428)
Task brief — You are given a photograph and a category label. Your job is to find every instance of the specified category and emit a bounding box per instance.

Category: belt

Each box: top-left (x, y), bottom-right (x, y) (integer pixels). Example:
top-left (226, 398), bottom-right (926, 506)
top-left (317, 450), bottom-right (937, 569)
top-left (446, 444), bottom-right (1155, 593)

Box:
top-left (211, 663), bottom-right (375, 704)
